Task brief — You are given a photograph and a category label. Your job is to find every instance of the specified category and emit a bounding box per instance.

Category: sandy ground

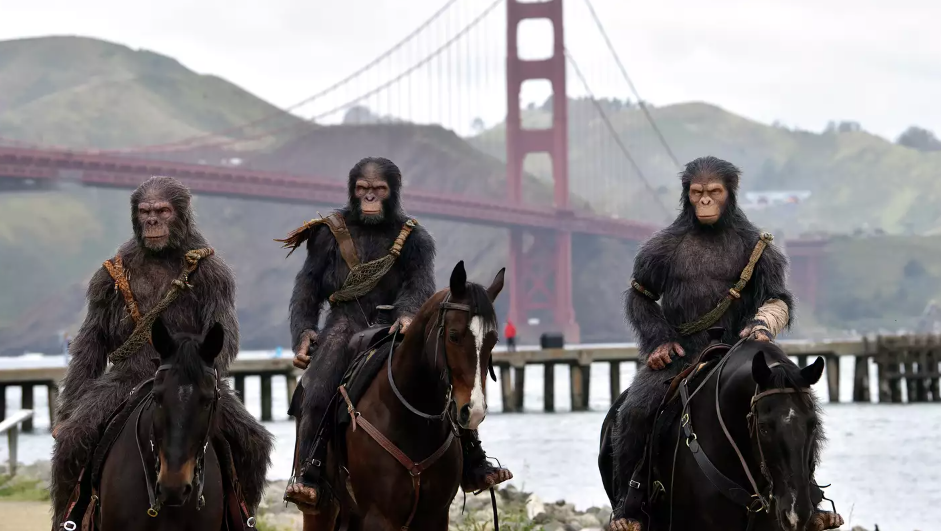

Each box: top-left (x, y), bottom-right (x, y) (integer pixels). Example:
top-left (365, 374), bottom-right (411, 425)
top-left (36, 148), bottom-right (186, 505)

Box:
top-left (0, 501), bottom-right (50, 531)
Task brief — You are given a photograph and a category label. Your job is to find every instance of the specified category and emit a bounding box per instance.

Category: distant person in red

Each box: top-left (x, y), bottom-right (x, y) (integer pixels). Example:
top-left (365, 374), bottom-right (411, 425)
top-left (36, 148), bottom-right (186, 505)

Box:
top-left (504, 319), bottom-right (517, 352)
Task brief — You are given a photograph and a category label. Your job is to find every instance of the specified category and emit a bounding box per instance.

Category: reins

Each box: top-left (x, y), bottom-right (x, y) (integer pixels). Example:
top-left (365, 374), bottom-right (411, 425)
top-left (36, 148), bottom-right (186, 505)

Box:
top-left (338, 291), bottom-right (500, 531)
top-left (136, 363), bottom-right (222, 519)
top-left (675, 342), bottom-right (811, 531)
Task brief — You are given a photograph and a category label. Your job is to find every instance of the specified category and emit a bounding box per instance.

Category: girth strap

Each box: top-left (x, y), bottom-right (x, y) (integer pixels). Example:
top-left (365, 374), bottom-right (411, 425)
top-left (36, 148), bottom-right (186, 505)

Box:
top-left (339, 385), bottom-right (455, 530)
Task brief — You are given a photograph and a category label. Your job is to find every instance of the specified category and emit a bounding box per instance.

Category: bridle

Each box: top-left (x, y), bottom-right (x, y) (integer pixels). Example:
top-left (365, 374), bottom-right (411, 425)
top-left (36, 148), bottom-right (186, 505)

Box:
top-left (136, 362), bottom-right (221, 519)
top-left (676, 342), bottom-right (812, 531)
top-left (338, 289), bottom-right (500, 531)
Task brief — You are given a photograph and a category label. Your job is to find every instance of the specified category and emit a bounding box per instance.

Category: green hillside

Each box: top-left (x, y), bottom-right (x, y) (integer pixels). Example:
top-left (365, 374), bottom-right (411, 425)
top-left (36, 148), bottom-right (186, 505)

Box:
top-left (471, 98), bottom-right (941, 235)
top-left (0, 35), bottom-right (303, 149)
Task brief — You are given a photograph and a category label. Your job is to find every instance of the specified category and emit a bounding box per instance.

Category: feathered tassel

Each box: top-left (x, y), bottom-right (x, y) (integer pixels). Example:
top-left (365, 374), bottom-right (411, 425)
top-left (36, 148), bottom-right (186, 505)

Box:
top-left (274, 216), bottom-right (325, 258)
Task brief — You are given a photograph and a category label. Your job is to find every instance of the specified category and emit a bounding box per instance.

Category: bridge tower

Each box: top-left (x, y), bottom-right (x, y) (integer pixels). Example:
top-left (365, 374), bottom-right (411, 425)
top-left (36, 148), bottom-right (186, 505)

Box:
top-left (505, 0), bottom-right (580, 342)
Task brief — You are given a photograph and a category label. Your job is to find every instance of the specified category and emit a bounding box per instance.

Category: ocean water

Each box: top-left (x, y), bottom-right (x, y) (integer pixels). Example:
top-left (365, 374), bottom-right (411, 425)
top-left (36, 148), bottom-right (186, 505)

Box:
top-left (1, 354), bottom-right (938, 530)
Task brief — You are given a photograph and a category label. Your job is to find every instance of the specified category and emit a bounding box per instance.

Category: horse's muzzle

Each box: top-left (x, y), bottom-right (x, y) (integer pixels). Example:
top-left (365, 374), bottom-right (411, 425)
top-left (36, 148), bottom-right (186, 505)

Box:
top-left (156, 457), bottom-right (196, 506)
top-left (458, 401), bottom-right (487, 430)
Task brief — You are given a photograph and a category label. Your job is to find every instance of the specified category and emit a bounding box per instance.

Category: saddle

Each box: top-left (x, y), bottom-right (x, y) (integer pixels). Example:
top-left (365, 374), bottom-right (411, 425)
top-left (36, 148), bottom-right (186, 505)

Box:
top-left (334, 324), bottom-right (402, 428)
top-left (60, 380), bottom-right (253, 531)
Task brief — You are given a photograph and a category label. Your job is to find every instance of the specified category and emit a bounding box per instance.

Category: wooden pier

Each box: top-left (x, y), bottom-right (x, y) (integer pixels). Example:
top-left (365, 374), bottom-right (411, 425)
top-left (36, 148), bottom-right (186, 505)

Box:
top-left (1, 335), bottom-right (940, 431)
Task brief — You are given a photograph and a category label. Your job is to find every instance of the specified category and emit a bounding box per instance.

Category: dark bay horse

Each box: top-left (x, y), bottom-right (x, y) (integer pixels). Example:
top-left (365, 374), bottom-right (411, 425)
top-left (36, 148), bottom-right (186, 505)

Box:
top-left (305, 261), bottom-right (504, 531)
top-left (96, 318), bottom-right (226, 530)
top-left (600, 340), bottom-right (830, 531)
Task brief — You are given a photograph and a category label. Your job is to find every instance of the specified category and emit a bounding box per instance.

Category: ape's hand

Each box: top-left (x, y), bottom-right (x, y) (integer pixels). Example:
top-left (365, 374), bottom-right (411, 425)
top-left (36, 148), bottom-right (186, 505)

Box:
top-left (646, 342), bottom-right (684, 370)
top-left (390, 315), bottom-right (413, 334)
top-left (293, 329), bottom-right (319, 370)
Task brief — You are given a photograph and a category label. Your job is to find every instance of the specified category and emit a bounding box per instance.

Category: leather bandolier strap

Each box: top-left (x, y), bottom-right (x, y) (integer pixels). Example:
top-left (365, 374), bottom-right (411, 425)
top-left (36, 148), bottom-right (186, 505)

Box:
top-left (103, 255), bottom-right (142, 324)
top-left (106, 248), bottom-right (215, 364)
top-left (631, 233), bottom-right (775, 337)
top-left (276, 212), bottom-right (418, 305)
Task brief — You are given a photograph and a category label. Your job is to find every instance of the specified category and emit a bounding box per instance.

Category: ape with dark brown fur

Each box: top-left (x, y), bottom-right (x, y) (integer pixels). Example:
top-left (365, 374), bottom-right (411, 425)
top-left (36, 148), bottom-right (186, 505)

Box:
top-left (608, 157), bottom-right (842, 531)
top-left (280, 156), bottom-right (512, 514)
top-left (50, 176), bottom-right (273, 527)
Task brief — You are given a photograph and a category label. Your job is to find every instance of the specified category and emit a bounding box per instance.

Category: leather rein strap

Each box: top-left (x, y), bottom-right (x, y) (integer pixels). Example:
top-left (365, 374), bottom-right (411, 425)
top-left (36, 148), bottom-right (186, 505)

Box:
top-left (678, 348), bottom-right (810, 528)
top-left (337, 293), bottom-right (468, 531)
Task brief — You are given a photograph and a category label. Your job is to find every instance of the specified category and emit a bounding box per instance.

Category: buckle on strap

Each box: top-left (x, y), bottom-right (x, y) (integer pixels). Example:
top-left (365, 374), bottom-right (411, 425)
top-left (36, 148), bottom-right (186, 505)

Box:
top-left (629, 480), bottom-right (641, 489)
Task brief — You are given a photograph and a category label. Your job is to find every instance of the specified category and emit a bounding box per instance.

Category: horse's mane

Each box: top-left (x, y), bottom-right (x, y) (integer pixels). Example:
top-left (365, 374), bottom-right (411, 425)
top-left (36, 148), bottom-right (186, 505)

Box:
top-left (464, 282), bottom-right (499, 332)
top-left (411, 282), bottom-right (498, 335)
top-left (165, 334), bottom-right (212, 384)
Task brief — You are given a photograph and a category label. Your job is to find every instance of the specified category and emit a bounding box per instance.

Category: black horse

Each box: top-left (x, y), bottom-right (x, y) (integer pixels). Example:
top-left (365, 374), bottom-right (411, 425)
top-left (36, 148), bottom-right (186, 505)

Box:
top-left (600, 339), bottom-right (832, 531)
top-left (96, 319), bottom-right (226, 530)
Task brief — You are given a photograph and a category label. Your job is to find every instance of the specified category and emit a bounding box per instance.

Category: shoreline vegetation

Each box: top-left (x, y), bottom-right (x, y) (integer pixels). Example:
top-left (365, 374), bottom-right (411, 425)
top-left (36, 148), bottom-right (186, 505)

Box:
top-left (0, 461), bottom-right (909, 531)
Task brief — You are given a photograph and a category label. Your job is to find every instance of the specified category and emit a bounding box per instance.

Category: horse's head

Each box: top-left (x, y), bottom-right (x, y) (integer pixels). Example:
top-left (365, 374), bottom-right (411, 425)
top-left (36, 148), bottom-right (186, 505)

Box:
top-left (150, 317), bottom-right (222, 507)
top-left (423, 261), bottom-right (503, 431)
top-left (749, 349), bottom-right (826, 531)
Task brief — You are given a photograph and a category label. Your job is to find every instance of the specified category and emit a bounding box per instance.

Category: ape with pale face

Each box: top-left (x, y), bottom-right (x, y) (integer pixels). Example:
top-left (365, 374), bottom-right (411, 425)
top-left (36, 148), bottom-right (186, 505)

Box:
top-left (604, 156), bottom-right (843, 531)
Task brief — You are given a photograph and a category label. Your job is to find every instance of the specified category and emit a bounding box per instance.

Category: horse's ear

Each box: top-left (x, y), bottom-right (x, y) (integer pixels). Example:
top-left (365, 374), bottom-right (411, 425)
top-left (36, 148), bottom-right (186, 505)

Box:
top-left (200, 322), bottom-right (225, 365)
top-left (151, 317), bottom-right (175, 360)
top-left (751, 350), bottom-right (772, 388)
top-left (450, 261), bottom-right (467, 298)
top-left (800, 356), bottom-right (825, 386)
top-left (486, 267), bottom-right (505, 302)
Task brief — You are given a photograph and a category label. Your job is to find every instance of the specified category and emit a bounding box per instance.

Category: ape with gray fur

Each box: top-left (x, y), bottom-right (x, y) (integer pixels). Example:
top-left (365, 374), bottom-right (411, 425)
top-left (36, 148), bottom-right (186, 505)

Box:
top-left (610, 156), bottom-right (793, 522)
top-left (51, 176), bottom-right (273, 526)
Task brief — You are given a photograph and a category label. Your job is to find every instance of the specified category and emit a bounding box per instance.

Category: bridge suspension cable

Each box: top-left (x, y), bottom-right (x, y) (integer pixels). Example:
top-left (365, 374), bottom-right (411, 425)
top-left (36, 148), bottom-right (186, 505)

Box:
top-left (145, 0), bottom-right (505, 153)
top-left (101, 0), bottom-right (465, 153)
top-left (564, 48), bottom-right (672, 220)
top-left (580, 0), bottom-right (680, 168)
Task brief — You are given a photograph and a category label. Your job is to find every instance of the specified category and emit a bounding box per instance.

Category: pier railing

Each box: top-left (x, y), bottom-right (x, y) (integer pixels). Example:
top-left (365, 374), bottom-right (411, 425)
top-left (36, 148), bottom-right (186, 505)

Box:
top-left (1, 335), bottom-right (939, 429)
top-left (0, 409), bottom-right (34, 476)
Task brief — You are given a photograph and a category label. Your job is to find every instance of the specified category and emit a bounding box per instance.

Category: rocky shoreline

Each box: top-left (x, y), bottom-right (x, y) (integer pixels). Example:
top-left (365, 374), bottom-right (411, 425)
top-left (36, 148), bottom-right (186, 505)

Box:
top-left (0, 463), bottom-right (914, 531)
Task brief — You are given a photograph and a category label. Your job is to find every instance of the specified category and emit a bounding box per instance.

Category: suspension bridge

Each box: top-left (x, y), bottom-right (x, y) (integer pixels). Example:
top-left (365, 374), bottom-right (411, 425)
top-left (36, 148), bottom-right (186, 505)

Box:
top-left (0, 0), bottom-right (827, 340)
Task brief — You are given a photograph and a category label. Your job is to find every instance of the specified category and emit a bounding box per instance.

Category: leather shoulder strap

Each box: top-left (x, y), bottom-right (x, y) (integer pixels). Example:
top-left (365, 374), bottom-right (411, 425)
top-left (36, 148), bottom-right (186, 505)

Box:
top-left (102, 254), bottom-right (142, 324)
top-left (324, 213), bottom-right (360, 270)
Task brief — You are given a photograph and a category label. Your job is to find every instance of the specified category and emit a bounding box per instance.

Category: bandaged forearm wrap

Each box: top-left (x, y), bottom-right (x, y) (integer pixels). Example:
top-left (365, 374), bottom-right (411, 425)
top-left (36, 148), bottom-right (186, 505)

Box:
top-left (751, 299), bottom-right (789, 337)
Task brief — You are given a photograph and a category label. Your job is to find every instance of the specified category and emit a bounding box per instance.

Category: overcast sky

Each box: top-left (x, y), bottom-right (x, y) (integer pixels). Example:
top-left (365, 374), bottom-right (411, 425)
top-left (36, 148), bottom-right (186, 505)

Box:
top-left (3, 0), bottom-right (939, 141)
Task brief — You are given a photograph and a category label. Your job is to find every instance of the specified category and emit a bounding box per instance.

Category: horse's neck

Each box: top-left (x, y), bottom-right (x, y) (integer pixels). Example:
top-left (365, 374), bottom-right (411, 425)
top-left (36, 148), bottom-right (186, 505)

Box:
top-left (388, 327), bottom-right (449, 414)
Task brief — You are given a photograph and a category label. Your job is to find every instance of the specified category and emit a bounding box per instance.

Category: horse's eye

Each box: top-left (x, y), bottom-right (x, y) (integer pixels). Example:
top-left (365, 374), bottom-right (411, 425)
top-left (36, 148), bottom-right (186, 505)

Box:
top-left (448, 329), bottom-right (459, 342)
top-left (758, 423), bottom-right (770, 435)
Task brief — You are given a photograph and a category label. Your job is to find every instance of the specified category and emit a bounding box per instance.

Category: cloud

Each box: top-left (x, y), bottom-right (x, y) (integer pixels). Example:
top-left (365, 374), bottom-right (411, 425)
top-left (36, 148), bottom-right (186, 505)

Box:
top-left (2, 0), bottom-right (939, 140)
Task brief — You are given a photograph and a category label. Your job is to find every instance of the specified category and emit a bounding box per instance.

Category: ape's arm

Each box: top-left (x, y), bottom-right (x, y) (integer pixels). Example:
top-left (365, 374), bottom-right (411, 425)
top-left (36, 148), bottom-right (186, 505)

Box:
top-left (57, 267), bottom-right (117, 425)
top-left (392, 223), bottom-right (437, 320)
top-left (625, 232), bottom-right (679, 360)
top-left (289, 225), bottom-right (332, 351)
top-left (745, 237), bottom-right (794, 338)
top-left (195, 255), bottom-right (240, 373)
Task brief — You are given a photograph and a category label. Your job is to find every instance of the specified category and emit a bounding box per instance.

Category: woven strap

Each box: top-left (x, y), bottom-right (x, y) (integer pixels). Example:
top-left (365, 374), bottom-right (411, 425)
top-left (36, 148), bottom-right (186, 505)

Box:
top-left (328, 219), bottom-right (418, 304)
top-left (676, 233), bottom-right (773, 336)
top-left (107, 248), bottom-right (215, 364)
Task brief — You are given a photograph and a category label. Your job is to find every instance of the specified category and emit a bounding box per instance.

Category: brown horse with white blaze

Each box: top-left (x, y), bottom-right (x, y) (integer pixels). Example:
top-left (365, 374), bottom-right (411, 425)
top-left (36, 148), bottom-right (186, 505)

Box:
top-left (304, 261), bottom-right (504, 531)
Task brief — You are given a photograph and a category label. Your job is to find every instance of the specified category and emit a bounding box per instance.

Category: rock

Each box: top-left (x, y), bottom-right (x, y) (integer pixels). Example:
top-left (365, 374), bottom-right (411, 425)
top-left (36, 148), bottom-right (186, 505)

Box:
top-left (573, 513), bottom-right (603, 528)
top-left (526, 494), bottom-right (546, 520)
top-left (533, 512), bottom-right (553, 525)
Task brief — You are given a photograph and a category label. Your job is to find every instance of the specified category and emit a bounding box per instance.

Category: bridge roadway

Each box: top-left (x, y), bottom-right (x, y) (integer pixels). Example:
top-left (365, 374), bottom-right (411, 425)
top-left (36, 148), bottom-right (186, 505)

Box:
top-left (0, 339), bottom-right (866, 428)
top-left (0, 145), bottom-right (657, 240)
